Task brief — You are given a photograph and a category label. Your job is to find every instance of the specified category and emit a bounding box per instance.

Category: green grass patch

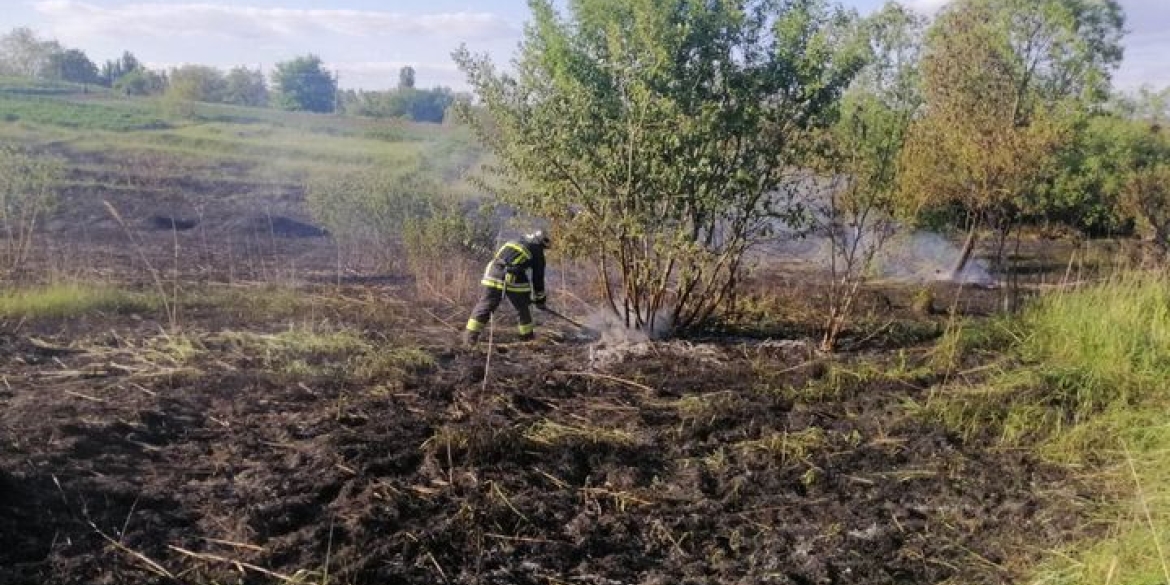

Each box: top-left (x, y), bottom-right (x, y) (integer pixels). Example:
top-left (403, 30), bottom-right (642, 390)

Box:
top-left (181, 286), bottom-right (319, 322)
top-left (923, 273), bottom-right (1170, 584)
top-left (0, 93), bottom-right (170, 131)
top-left (0, 76), bottom-right (107, 97)
top-left (0, 283), bottom-right (156, 319)
top-left (795, 354), bottom-right (935, 403)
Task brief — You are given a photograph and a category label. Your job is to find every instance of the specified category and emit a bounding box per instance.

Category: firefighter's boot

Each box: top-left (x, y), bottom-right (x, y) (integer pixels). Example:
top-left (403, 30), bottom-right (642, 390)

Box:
top-left (463, 329), bottom-right (481, 347)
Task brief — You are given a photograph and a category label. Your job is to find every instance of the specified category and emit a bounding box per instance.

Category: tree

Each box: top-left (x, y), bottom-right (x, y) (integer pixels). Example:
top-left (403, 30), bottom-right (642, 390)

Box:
top-left (338, 86), bottom-right (454, 123)
top-left (818, 1), bottom-right (925, 351)
top-left (223, 66), bottom-right (268, 107)
top-left (44, 48), bottom-right (99, 85)
top-left (455, 0), bottom-right (866, 334)
top-left (899, 0), bottom-right (1124, 280)
top-left (1114, 124), bottom-right (1170, 253)
top-left (167, 64), bottom-right (226, 103)
top-left (272, 55), bottom-right (337, 113)
top-left (100, 51), bottom-right (144, 87)
top-left (388, 87), bottom-right (454, 123)
top-left (1112, 86), bottom-right (1170, 125)
top-left (0, 27), bottom-right (60, 78)
top-left (1042, 113), bottom-right (1135, 235)
top-left (114, 68), bottom-right (167, 96)
top-left (398, 66), bottom-right (416, 90)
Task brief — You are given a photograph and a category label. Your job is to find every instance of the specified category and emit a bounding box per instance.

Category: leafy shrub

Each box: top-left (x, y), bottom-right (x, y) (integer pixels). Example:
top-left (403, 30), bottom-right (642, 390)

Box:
top-left (402, 199), bottom-right (496, 301)
top-left (305, 165), bottom-right (433, 271)
top-left (306, 162), bottom-right (497, 293)
top-left (0, 145), bottom-right (61, 272)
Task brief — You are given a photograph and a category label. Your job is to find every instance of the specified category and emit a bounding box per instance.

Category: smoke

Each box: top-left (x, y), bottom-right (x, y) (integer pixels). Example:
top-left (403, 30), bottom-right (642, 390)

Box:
top-left (584, 308), bottom-right (672, 344)
top-left (767, 225), bottom-right (997, 286)
top-left (877, 230), bottom-right (995, 285)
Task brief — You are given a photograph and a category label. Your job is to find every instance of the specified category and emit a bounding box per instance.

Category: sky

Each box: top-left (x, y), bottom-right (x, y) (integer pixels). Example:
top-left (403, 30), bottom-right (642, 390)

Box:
top-left (1, 0), bottom-right (1167, 93)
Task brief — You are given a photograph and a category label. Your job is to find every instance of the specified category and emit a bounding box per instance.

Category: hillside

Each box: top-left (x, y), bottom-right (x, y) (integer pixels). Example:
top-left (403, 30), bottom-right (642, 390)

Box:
top-left (0, 79), bottom-right (477, 281)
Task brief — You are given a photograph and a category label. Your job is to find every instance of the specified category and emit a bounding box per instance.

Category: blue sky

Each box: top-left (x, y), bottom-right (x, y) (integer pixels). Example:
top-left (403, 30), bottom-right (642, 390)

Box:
top-left (2, 0), bottom-right (1166, 92)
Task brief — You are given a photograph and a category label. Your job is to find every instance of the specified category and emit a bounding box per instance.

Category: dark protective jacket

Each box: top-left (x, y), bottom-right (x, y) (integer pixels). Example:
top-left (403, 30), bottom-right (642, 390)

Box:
top-left (480, 239), bottom-right (546, 301)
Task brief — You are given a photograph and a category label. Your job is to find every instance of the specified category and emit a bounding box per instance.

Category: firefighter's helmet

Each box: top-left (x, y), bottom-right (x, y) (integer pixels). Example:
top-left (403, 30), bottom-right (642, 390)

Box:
top-left (525, 230), bottom-right (551, 248)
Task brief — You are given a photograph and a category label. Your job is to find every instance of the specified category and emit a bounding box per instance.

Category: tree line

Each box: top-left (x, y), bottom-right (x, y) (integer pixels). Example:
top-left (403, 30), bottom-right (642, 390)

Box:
top-left (455, 0), bottom-right (1170, 344)
top-left (0, 27), bottom-right (455, 122)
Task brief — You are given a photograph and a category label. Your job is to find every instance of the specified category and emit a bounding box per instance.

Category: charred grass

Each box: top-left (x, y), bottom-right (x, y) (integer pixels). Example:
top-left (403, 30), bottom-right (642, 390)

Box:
top-left (0, 87), bottom-right (1110, 584)
top-left (0, 276), bottom-right (1082, 585)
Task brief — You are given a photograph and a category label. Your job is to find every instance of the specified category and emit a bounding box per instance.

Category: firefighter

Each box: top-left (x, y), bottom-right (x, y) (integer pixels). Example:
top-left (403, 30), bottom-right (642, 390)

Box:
top-left (463, 230), bottom-right (551, 345)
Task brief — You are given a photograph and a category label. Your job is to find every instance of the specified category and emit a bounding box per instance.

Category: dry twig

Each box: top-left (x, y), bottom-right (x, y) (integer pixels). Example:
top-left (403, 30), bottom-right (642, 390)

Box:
top-left (168, 545), bottom-right (303, 583)
top-left (554, 370), bottom-right (657, 394)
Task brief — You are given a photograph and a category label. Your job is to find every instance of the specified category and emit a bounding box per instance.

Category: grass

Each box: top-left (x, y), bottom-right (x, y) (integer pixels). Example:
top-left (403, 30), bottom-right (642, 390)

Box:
top-left (0, 93), bottom-right (170, 131)
top-left (0, 283), bottom-right (156, 318)
top-left (923, 273), bottom-right (1170, 585)
top-left (212, 324), bottom-right (433, 386)
top-left (795, 354), bottom-right (934, 403)
top-left (524, 420), bottom-right (637, 448)
top-left (0, 82), bottom-right (474, 191)
top-left (0, 76), bottom-right (113, 96)
top-left (734, 427), bottom-right (827, 464)
top-left (182, 286), bottom-right (316, 321)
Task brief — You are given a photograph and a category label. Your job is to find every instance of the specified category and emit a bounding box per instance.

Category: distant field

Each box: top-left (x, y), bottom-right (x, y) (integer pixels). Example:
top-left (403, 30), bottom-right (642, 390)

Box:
top-left (0, 78), bottom-right (478, 183)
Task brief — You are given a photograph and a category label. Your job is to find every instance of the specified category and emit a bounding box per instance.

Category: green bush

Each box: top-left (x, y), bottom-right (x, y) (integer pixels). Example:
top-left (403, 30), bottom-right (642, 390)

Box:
top-left (305, 165), bottom-right (433, 271)
top-left (0, 146), bottom-right (61, 271)
top-left (306, 161), bottom-right (496, 295)
top-left (402, 199), bottom-right (496, 301)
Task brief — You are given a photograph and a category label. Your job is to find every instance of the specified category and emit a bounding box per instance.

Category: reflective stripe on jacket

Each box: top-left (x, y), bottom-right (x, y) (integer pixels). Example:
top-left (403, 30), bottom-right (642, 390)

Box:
top-left (481, 240), bottom-right (546, 298)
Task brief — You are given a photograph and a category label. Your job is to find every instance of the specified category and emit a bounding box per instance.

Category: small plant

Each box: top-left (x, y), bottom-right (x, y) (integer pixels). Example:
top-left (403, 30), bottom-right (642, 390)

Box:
top-left (734, 428), bottom-right (826, 465)
top-left (0, 145), bottom-right (61, 273)
top-left (911, 287), bottom-right (935, 315)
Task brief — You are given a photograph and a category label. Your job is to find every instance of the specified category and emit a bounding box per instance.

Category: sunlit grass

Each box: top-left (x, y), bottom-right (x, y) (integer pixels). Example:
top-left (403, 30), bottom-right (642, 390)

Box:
top-left (0, 283), bottom-right (156, 318)
top-left (924, 273), bottom-right (1170, 585)
top-left (0, 85), bottom-right (469, 176)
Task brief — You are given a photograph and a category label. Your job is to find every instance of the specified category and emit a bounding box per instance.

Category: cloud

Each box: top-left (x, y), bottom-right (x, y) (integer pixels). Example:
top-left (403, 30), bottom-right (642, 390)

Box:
top-left (32, 1), bottom-right (517, 42)
top-left (1116, 31), bottom-right (1170, 90)
top-left (892, 0), bottom-right (1169, 90)
top-left (903, 0), bottom-right (950, 15)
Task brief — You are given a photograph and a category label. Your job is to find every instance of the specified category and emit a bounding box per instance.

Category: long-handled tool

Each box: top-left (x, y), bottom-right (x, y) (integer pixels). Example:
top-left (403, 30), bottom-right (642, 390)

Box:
top-left (537, 305), bottom-right (587, 330)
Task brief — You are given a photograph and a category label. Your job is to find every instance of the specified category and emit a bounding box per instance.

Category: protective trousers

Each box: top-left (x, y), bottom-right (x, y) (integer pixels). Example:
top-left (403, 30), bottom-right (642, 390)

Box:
top-left (466, 286), bottom-right (534, 337)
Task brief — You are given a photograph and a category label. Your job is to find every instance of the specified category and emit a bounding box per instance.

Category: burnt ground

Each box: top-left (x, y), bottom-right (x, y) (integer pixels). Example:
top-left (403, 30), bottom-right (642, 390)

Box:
top-left (0, 283), bottom-right (1085, 585)
top-left (0, 141), bottom-right (1094, 584)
